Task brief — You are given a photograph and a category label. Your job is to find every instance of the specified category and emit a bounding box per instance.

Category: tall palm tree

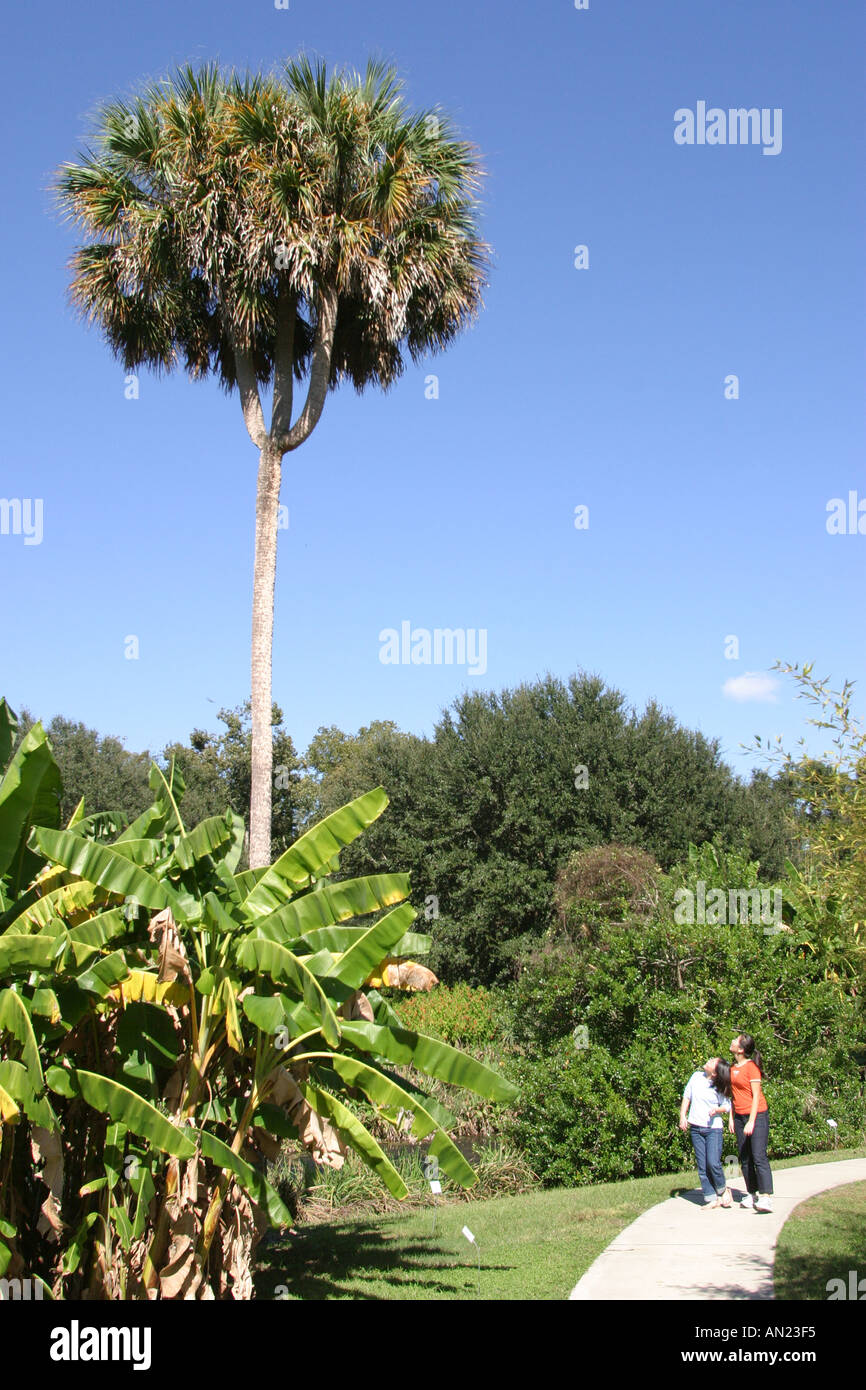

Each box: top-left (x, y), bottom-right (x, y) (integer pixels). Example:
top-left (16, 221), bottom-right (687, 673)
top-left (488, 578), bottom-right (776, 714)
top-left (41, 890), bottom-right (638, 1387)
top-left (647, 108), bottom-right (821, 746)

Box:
top-left (56, 57), bottom-right (488, 866)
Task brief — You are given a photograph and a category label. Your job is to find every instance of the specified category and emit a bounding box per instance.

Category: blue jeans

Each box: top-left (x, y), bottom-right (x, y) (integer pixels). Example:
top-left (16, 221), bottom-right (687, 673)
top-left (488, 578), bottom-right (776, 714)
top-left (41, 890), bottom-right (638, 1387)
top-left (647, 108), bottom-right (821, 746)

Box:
top-left (690, 1124), bottom-right (726, 1200)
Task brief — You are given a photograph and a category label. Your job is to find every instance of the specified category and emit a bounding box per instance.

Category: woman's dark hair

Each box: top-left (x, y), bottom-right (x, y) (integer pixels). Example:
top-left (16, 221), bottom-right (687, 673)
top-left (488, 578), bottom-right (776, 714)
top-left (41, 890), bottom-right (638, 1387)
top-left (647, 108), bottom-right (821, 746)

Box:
top-left (713, 1060), bottom-right (732, 1098)
top-left (737, 1033), bottom-right (765, 1075)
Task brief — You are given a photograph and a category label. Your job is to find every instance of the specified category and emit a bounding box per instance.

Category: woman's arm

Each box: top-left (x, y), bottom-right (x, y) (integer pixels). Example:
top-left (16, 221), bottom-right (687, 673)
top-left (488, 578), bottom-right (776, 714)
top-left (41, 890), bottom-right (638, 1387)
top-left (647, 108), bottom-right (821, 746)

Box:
top-left (679, 1088), bottom-right (691, 1132)
top-left (744, 1078), bottom-right (761, 1135)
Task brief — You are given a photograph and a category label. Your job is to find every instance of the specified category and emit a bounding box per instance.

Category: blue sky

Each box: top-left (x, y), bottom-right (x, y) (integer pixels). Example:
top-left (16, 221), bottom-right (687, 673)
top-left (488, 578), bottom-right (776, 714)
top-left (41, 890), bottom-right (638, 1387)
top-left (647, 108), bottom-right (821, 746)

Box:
top-left (3, 0), bottom-right (864, 779)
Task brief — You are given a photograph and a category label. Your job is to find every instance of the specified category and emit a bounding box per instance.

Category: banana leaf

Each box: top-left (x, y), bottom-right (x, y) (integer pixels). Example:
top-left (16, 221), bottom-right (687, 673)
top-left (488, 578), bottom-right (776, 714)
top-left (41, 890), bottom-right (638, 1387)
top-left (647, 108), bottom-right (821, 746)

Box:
top-left (252, 873), bottom-right (411, 945)
top-left (323, 904), bottom-right (418, 989)
top-left (73, 950), bottom-right (131, 997)
top-left (106, 970), bottom-right (188, 1007)
top-left (0, 987), bottom-right (44, 1084)
top-left (241, 788), bottom-right (389, 917)
top-left (116, 802), bottom-right (168, 842)
top-left (74, 1070), bottom-right (196, 1158)
top-left (233, 867), bottom-right (268, 897)
top-left (67, 907), bottom-right (132, 954)
top-left (68, 810), bottom-right (129, 842)
top-left (0, 932), bottom-right (65, 974)
top-left (236, 937), bottom-right (341, 1048)
top-left (307, 1051), bottom-right (476, 1187)
top-left (30, 828), bottom-right (169, 910)
top-left (147, 762), bottom-right (186, 836)
top-left (0, 722), bottom-right (61, 885)
top-left (0, 699), bottom-right (16, 771)
top-left (173, 815), bottom-right (232, 871)
top-left (295, 1081), bottom-right (409, 1199)
top-left (0, 1058), bottom-right (56, 1128)
top-left (3, 878), bottom-right (104, 934)
top-left (109, 838), bottom-right (163, 867)
top-left (339, 1020), bottom-right (519, 1102)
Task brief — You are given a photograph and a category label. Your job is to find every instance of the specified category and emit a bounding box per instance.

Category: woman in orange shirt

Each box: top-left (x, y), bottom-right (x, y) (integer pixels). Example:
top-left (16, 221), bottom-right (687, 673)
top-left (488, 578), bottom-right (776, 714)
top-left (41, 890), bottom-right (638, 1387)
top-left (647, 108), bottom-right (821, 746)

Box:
top-left (728, 1032), bottom-right (773, 1212)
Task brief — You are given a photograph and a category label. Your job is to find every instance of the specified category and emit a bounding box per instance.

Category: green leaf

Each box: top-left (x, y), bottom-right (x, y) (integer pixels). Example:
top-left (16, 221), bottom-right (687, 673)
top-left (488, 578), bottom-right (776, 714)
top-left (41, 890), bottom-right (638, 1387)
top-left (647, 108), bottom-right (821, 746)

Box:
top-left (174, 815), bottom-right (232, 871)
top-left (0, 1059), bottom-right (56, 1128)
top-left (0, 932), bottom-right (65, 975)
top-left (233, 867), bottom-right (268, 897)
top-left (242, 788), bottom-right (389, 917)
top-left (0, 988), bottom-right (44, 1086)
top-left (0, 722), bottom-right (61, 880)
top-left (255, 1103), bottom-right (298, 1140)
top-left (31, 987), bottom-right (62, 1022)
top-left (62, 1212), bottom-right (100, 1275)
top-left (5, 878), bottom-right (103, 934)
top-left (372, 1063), bottom-right (456, 1130)
top-left (296, 1081), bottom-right (409, 1199)
top-left (75, 1071), bottom-right (195, 1158)
top-left (241, 993), bottom-right (293, 1037)
top-left (198, 1130), bottom-right (292, 1226)
top-left (391, 932), bottom-right (432, 956)
top-left (68, 809), bottom-right (129, 841)
top-left (203, 891), bottom-right (240, 935)
top-left (147, 761), bottom-right (186, 835)
top-left (67, 907), bottom-right (132, 955)
top-left (74, 950), bottom-right (131, 997)
top-left (220, 813), bottom-right (245, 874)
top-left (109, 838), bottom-right (163, 867)
top-left (0, 1081), bottom-right (20, 1121)
top-left (324, 903), bottom-right (418, 989)
top-left (117, 801), bottom-right (168, 842)
top-left (308, 1052), bottom-right (477, 1187)
top-left (116, 1003), bottom-right (179, 1070)
top-left (237, 937), bottom-right (341, 1048)
top-left (0, 699), bottom-right (16, 772)
top-left (30, 828), bottom-right (168, 910)
top-left (104, 1122), bottom-right (127, 1188)
top-left (46, 1063), bottom-right (80, 1098)
top-left (253, 873), bottom-right (411, 945)
top-left (339, 1020), bottom-right (519, 1102)
top-left (110, 1203), bottom-right (133, 1252)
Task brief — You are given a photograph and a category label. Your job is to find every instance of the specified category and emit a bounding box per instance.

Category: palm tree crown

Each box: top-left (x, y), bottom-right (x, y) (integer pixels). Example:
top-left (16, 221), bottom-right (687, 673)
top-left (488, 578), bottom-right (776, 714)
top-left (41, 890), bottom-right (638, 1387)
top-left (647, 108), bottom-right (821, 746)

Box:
top-left (57, 56), bottom-right (487, 405)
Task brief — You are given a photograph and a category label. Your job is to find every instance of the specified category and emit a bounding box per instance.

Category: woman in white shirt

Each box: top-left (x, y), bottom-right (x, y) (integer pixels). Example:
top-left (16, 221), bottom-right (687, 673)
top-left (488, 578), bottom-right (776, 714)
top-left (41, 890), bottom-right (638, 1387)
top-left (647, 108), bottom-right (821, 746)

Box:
top-left (679, 1058), bottom-right (733, 1208)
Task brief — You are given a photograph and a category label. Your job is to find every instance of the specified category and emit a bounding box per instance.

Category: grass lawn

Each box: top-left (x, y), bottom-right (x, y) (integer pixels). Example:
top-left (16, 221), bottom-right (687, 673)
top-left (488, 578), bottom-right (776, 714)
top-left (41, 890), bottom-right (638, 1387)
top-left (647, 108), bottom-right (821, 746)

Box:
top-left (255, 1145), bottom-right (866, 1301)
top-left (774, 1179), bottom-right (866, 1300)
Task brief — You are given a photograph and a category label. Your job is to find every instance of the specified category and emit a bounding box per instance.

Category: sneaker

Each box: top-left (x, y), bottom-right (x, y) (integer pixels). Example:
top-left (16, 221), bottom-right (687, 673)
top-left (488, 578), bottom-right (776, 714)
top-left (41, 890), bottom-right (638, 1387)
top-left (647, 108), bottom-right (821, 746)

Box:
top-left (755, 1194), bottom-right (774, 1213)
top-left (740, 1193), bottom-right (755, 1209)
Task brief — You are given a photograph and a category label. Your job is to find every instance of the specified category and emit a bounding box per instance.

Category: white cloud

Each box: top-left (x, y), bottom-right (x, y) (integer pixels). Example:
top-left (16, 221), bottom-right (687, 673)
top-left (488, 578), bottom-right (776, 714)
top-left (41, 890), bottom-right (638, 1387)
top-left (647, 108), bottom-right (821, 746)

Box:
top-left (722, 671), bottom-right (780, 704)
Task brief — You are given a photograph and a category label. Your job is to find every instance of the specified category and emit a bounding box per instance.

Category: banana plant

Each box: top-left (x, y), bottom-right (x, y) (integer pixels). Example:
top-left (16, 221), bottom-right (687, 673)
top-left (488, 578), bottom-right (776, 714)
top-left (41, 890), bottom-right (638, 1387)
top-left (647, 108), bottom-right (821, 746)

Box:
top-left (0, 709), bottom-right (517, 1298)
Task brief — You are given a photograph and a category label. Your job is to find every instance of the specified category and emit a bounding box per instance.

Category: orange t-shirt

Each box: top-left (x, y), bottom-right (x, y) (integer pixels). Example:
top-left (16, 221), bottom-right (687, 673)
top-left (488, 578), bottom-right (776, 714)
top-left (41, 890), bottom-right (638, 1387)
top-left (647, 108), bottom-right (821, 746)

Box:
top-left (731, 1060), bottom-right (768, 1115)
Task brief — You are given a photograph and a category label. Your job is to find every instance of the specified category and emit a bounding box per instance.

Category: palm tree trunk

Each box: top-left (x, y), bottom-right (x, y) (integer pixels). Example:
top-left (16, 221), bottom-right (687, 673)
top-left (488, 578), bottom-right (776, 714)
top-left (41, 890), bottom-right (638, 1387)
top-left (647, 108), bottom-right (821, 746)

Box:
top-left (249, 440), bottom-right (282, 869)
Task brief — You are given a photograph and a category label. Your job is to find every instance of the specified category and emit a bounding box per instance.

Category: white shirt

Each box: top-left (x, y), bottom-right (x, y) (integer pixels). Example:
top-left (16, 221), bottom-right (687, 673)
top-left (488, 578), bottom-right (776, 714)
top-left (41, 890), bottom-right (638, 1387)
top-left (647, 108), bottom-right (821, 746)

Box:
top-left (683, 1071), bottom-right (731, 1129)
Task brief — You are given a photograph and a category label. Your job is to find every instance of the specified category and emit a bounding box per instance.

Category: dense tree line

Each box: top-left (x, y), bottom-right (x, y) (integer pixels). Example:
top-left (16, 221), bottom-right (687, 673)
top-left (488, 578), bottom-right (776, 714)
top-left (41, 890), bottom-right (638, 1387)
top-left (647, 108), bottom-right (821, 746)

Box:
top-left (18, 673), bottom-right (795, 986)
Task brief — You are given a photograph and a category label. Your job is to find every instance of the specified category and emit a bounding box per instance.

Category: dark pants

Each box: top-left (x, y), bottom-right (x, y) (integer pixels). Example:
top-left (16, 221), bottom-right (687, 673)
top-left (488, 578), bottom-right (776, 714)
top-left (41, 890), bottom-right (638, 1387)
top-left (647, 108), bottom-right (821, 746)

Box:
top-left (733, 1110), bottom-right (773, 1194)
top-left (689, 1124), bottom-right (726, 1200)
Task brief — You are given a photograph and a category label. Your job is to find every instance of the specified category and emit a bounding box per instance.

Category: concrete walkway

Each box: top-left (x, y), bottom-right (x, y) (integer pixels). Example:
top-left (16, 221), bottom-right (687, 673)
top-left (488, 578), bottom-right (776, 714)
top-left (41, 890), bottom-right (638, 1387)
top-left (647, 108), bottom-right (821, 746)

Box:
top-left (569, 1158), bottom-right (866, 1300)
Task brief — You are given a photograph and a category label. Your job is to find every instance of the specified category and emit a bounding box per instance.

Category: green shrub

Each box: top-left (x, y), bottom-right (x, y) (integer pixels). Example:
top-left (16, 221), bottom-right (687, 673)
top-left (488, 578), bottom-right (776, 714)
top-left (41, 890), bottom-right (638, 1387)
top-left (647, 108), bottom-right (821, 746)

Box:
top-left (393, 982), bottom-right (503, 1048)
